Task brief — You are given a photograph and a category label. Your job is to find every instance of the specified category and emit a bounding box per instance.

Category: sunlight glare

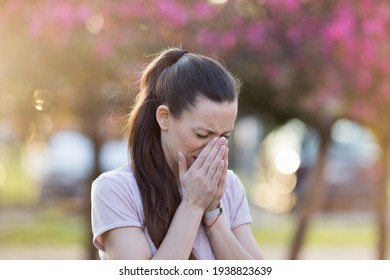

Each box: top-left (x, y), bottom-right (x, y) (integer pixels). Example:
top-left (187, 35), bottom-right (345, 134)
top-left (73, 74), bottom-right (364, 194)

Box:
top-left (208, 0), bottom-right (228, 5)
top-left (275, 149), bottom-right (300, 174)
top-left (271, 172), bottom-right (297, 194)
top-left (250, 183), bottom-right (273, 209)
top-left (250, 182), bottom-right (297, 213)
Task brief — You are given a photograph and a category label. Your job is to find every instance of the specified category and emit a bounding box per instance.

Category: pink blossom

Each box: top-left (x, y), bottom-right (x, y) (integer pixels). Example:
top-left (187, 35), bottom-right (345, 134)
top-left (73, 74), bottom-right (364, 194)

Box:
top-left (157, 0), bottom-right (188, 28)
top-left (287, 25), bottom-right (301, 44)
top-left (245, 21), bottom-right (264, 50)
top-left (196, 29), bottom-right (218, 46)
top-left (352, 38), bottom-right (377, 69)
top-left (284, 0), bottom-right (300, 12)
top-left (28, 18), bottom-right (44, 38)
top-left (267, 0), bottom-right (300, 12)
top-left (356, 72), bottom-right (373, 91)
top-left (95, 39), bottom-right (114, 59)
top-left (111, 0), bottom-right (149, 19)
top-left (349, 101), bottom-right (377, 123)
top-left (220, 31), bottom-right (237, 49)
top-left (379, 82), bottom-right (390, 100)
top-left (325, 13), bottom-right (355, 42)
top-left (264, 65), bottom-right (280, 81)
top-left (74, 4), bottom-right (92, 22)
top-left (363, 18), bottom-right (386, 38)
top-left (378, 59), bottom-right (390, 74)
top-left (4, 0), bottom-right (23, 13)
top-left (192, 2), bottom-right (216, 20)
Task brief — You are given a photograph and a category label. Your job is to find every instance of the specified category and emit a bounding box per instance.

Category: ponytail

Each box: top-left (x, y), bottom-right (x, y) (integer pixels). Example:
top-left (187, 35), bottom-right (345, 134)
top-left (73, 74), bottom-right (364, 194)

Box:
top-left (127, 48), bottom-right (197, 259)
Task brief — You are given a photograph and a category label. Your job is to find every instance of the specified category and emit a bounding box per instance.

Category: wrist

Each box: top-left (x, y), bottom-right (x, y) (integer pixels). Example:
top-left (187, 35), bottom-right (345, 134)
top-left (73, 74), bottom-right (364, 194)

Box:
top-left (202, 203), bottom-right (223, 231)
top-left (203, 203), bottom-right (222, 219)
top-left (179, 201), bottom-right (205, 218)
top-left (205, 198), bottom-right (221, 212)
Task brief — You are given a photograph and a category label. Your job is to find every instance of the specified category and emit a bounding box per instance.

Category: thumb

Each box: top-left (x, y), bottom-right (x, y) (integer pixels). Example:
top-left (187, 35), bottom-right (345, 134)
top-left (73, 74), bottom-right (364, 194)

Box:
top-left (178, 152), bottom-right (188, 178)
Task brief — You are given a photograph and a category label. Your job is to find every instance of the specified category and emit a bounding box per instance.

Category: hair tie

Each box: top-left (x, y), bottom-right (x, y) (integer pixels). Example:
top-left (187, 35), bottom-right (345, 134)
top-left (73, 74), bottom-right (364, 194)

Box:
top-left (179, 50), bottom-right (188, 58)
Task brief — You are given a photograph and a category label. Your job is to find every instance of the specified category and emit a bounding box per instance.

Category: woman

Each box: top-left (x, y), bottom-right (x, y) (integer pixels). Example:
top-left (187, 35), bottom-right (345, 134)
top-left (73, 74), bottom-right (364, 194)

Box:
top-left (91, 48), bottom-right (263, 260)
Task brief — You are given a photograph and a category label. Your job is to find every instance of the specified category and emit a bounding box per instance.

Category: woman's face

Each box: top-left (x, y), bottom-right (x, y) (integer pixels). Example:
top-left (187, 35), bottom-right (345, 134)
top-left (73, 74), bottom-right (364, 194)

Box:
top-left (159, 96), bottom-right (238, 173)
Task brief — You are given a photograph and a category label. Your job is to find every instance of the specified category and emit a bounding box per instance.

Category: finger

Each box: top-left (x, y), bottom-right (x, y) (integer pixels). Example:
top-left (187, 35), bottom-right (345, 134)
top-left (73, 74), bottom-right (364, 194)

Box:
top-left (178, 152), bottom-right (188, 179)
top-left (223, 147), bottom-right (229, 169)
top-left (218, 155), bottom-right (228, 191)
top-left (192, 137), bottom-right (219, 169)
top-left (201, 137), bottom-right (227, 172)
top-left (210, 159), bottom-right (225, 191)
top-left (216, 148), bottom-right (229, 199)
top-left (220, 148), bottom-right (228, 181)
top-left (219, 149), bottom-right (229, 187)
top-left (205, 150), bottom-right (228, 212)
top-left (206, 144), bottom-right (227, 179)
top-left (209, 143), bottom-right (227, 180)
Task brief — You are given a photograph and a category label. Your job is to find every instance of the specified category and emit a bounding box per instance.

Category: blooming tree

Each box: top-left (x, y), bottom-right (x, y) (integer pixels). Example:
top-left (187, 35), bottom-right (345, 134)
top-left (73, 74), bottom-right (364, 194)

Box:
top-left (1, 0), bottom-right (390, 259)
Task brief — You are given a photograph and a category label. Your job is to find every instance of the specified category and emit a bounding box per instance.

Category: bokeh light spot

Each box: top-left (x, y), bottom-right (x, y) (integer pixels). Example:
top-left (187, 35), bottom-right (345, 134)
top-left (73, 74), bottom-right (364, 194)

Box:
top-left (271, 172), bottom-right (297, 194)
top-left (33, 89), bottom-right (53, 111)
top-left (250, 182), bottom-right (297, 213)
top-left (85, 14), bottom-right (104, 34)
top-left (275, 149), bottom-right (300, 174)
top-left (208, 0), bottom-right (228, 5)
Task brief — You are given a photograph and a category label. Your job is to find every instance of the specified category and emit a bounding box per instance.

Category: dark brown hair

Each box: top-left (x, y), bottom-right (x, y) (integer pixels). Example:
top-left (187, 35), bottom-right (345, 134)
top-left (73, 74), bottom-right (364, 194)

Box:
top-left (127, 48), bottom-right (240, 259)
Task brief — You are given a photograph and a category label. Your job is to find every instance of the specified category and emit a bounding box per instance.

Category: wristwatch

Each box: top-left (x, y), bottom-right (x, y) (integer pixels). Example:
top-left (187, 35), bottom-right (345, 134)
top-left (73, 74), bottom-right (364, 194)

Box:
top-left (203, 204), bottom-right (223, 219)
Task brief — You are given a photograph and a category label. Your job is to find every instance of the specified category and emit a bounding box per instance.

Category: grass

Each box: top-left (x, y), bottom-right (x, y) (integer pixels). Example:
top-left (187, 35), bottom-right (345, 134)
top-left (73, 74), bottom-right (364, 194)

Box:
top-left (252, 212), bottom-right (382, 248)
top-left (0, 206), bottom-right (388, 260)
top-left (3, 209), bottom-right (378, 247)
top-left (0, 207), bottom-right (85, 246)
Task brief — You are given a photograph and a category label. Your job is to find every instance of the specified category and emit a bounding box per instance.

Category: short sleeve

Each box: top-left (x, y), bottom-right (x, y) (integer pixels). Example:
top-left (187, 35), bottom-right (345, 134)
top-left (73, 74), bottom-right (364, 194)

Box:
top-left (91, 175), bottom-right (143, 251)
top-left (227, 171), bottom-right (253, 229)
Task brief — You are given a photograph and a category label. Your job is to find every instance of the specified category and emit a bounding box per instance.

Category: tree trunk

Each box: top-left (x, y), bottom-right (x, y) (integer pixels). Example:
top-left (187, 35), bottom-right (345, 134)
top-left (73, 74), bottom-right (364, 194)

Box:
top-left (375, 135), bottom-right (388, 259)
top-left (84, 133), bottom-right (102, 260)
top-left (289, 127), bottom-right (332, 259)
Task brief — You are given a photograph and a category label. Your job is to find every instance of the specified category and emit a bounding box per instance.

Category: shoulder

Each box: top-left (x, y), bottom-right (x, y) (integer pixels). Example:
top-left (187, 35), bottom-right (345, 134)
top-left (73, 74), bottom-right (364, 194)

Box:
top-left (94, 163), bottom-right (136, 184)
top-left (92, 164), bottom-right (139, 199)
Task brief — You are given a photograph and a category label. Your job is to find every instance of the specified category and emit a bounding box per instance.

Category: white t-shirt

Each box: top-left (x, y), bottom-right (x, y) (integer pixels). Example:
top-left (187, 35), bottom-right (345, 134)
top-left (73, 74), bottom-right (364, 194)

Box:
top-left (91, 163), bottom-right (252, 259)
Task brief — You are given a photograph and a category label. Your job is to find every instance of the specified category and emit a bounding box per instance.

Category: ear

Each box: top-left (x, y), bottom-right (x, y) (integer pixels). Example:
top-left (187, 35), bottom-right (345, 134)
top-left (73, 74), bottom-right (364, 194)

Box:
top-left (156, 105), bottom-right (171, 130)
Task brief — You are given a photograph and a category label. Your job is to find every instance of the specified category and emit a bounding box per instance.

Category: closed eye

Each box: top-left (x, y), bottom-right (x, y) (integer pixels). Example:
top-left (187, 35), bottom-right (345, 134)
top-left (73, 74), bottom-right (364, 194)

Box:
top-left (195, 133), bottom-right (208, 139)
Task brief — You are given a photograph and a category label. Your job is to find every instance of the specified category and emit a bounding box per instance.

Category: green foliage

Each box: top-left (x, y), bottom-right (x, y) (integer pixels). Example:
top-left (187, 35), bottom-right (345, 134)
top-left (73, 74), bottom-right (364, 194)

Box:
top-left (0, 148), bottom-right (37, 206)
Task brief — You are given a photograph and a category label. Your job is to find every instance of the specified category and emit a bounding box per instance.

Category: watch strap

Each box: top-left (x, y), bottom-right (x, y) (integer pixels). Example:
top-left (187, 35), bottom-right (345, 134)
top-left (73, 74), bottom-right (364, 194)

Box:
top-left (203, 204), bottom-right (223, 219)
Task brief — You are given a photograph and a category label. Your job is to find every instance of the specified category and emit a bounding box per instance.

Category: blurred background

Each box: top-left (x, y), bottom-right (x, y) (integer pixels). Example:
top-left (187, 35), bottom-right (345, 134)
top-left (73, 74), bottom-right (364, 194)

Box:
top-left (0, 0), bottom-right (389, 260)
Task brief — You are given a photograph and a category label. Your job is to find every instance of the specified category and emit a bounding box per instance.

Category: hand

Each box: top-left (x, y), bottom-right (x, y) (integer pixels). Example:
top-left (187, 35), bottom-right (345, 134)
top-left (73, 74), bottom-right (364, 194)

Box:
top-left (205, 144), bottom-right (228, 212)
top-left (178, 137), bottom-right (228, 211)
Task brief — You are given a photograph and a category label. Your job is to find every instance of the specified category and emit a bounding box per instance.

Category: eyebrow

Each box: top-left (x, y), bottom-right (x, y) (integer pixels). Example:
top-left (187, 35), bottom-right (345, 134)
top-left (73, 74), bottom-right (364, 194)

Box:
top-left (195, 128), bottom-right (232, 135)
